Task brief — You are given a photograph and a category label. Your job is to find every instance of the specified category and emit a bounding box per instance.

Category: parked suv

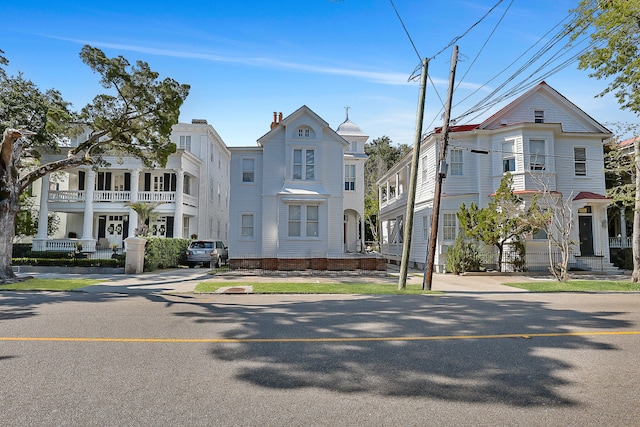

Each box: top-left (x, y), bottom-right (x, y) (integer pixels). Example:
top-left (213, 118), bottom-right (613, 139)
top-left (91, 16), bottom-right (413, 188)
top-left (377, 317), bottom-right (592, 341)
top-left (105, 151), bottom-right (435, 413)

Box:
top-left (185, 240), bottom-right (228, 268)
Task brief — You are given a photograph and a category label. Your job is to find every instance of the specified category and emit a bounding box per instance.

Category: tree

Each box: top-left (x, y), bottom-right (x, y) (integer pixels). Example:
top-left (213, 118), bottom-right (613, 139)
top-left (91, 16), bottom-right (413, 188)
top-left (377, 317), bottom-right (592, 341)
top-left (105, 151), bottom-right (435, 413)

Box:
top-left (0, 46), bottom-right (190, 283)
top-left (457, 173), bottom-right (537, 272)
top-left (525, 174), bottom-right (575, 282)
top-left (570, 0), bottom-right (640, 281)
top-left (126, 202), bottom-right (163, 237)
top-left (363, 136), bottom-right (410, 242)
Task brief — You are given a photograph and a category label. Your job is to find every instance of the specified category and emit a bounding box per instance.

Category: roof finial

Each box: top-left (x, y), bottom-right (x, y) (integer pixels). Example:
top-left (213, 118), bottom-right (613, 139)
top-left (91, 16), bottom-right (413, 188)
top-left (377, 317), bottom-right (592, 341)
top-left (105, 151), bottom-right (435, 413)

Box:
top-left (345, 106), bottom-right (350, 121)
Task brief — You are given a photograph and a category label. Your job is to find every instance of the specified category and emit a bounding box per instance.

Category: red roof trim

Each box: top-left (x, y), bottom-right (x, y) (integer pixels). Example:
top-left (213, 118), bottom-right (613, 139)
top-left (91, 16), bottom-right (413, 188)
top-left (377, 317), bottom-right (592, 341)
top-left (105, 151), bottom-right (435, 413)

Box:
top-left (433, 124), bottom-right (480, 134)
top-left (573, 191), bottom-right (609, 201)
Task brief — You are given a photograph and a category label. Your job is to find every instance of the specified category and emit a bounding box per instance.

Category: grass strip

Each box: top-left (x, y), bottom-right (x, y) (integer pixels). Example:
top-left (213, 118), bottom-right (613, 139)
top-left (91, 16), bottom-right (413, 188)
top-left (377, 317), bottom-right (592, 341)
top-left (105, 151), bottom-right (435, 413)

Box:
top-left (507, 280), bottom-right (640, 292)
top-left (0, 278), bottom-right (103, 291)
top-left (195, 281), bottom-right (436, 294)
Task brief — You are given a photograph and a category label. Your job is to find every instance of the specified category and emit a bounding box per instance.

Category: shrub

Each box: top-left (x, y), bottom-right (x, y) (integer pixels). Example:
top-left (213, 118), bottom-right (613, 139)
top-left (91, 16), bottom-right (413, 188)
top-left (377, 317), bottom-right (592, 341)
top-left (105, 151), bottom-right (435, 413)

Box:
top-left (144, 237), bottom-right (189, 271)
top-left (12, 257), bottom-right (123, 268)
top-left (445, 233), bottom-right (484, 274)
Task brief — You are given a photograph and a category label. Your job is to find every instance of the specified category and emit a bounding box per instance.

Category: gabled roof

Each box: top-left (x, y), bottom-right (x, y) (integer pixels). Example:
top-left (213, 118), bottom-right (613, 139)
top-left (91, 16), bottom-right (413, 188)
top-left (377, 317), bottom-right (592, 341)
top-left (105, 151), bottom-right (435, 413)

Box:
top-left (257, 105), bottom-right (348, 148)
top-left (619, 135), bottom-right (639, 148)
top-left (478, 81), bottom-right (610, 134)
top-left (573, 191), bottom-right (609, 201)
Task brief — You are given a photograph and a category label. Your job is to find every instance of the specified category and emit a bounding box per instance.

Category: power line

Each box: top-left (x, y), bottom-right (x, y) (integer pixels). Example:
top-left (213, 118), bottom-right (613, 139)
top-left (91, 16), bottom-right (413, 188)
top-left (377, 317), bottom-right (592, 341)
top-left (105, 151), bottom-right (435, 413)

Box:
top-left (429, 0), bottom-right (505, 60)
top-left (388, 0), bottom-right (422, 62)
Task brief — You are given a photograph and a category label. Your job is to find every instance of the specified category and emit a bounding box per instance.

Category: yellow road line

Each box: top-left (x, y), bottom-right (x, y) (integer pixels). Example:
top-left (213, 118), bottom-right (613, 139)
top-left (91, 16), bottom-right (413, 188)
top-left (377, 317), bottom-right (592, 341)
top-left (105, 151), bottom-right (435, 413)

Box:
top-left (1, 330), bottom-right (640, 344)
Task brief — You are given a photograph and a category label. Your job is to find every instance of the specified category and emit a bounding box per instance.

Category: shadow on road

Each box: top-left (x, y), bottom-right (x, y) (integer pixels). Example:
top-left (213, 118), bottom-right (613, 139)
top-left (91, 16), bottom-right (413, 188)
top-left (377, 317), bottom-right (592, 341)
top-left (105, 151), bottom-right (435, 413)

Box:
top-left (0, 290), bottom-right (631, 407)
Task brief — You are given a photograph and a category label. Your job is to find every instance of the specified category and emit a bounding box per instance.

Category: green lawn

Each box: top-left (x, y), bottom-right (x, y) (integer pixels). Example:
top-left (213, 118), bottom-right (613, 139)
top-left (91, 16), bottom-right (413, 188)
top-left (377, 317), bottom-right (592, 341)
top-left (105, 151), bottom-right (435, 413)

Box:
top-left (195, 281), bottom-right (436, 294)
top-left (0, 278), bottom-right (103, 291)
top-left (508, 280), bottom-right (640, 292)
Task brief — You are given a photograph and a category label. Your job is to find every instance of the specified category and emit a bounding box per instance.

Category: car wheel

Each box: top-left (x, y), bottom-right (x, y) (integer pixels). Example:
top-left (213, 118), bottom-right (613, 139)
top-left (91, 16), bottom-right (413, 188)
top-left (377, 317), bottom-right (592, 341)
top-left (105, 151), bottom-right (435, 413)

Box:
top-left (188, 264), bottom-right (195, 269)
top-left (214, 259), bottom-right (220, 268)
top-left (204, 262), bottom-right (211, 268)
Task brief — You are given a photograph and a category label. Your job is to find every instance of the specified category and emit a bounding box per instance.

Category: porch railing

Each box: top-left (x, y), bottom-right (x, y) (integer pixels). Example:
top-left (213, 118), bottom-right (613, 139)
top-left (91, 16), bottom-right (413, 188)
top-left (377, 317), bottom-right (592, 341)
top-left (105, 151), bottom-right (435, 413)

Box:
top-left (137, 191), bottom-right (176, 203)
top-left (609, 236), bottom-right (632, 248)
top-left (48, 190), bottom-right (193, 205)
top-left (48, 190), bottom-right (85, 202)
top-left (94, 190), bottom-right (131, 202)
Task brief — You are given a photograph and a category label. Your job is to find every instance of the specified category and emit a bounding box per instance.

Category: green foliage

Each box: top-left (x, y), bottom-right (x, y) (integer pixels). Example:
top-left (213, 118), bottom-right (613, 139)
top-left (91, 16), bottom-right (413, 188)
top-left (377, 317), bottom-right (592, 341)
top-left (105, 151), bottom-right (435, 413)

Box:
top-left (445, 233), bottom-right (484, 275)
top-left (11, 257), bottom-right (123, 268)
top-left (143, 237), bottom-right (189, 271)
top-left (571, 0), bottom-right (640, 114)
top-left (126, 202), bottom-right (163, 236)
top-left (611, 247), bottom-right (633, 270)
top-left (14, 192), bottom-right (59, 241)
top-left (363, 136), bottom-right (412, 241)
top-left (457, 173), bottom-right (538, 272)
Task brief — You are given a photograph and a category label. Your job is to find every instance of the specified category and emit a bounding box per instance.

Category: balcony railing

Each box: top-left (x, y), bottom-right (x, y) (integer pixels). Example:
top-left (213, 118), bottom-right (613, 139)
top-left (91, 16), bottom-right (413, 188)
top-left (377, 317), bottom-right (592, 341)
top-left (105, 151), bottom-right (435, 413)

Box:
top-left (48, 190), bottom-right (85, 202)
top-left (94, 190), bottom-right (131, 202)
top-left (48, 190), bottom-right (193, 205)
top-left (609, 236), bottom-right (632, 248)
top-left (137, 191), bottom-right (176, 203)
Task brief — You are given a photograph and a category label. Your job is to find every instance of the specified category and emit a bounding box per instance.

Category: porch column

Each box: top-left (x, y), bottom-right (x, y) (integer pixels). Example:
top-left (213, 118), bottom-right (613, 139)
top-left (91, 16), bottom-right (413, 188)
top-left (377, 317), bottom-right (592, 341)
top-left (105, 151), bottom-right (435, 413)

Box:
top-left (620, 207), bottom-right (627, 245)
top-left (80, 169), bottom-right (95, 240)
top-left (36, 174), bottom-right (50, 239)
top-left (174, 169), bottom-right (184, 238)
top-left (128, 169), bottom-right (140, 237)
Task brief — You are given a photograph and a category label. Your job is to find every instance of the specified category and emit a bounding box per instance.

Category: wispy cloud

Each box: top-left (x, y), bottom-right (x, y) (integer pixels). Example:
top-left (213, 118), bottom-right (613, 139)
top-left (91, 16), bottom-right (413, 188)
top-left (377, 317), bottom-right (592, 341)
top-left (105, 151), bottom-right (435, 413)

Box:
top-left (43, 34), bottom-right (478, 87)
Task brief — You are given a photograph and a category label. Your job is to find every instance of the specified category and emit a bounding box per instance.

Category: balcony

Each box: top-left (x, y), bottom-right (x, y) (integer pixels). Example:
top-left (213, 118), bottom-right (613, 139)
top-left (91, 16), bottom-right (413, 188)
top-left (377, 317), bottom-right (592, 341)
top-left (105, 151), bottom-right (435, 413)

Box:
top-left (48, 190), bottom-right (194, 205)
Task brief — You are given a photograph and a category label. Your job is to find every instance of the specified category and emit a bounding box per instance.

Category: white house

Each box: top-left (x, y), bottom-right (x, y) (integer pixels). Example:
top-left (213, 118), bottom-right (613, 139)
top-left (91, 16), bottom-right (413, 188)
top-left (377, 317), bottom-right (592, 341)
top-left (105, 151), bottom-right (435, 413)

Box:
top-left (228, 106), bottom-right (379, 270)
top-left (28, 119), bottom-right (230, 253)
top-left (377, 82), bottom-right (615, 272)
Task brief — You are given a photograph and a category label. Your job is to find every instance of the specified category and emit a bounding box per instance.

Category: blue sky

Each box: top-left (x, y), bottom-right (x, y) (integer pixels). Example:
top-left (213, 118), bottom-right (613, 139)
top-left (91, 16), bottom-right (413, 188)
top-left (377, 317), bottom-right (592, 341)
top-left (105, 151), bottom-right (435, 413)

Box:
top-left (2, 0), bottom-right (637, 146)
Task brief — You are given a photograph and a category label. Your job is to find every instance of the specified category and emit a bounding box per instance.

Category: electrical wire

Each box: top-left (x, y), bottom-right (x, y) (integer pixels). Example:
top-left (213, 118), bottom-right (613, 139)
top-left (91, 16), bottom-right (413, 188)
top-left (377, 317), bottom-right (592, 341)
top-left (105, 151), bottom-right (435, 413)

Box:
top-left (388, 0), bottom-right (422, 62)
top-left (429, 0), bottom-right (505, 60)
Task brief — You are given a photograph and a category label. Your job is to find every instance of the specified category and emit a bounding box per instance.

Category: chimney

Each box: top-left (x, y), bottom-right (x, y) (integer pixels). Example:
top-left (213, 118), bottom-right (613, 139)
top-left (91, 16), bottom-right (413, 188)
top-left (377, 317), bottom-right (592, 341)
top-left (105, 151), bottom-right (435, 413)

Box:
top-left (270, 112), bottom-right (278, 129)
top-left (278, 112), bottom-right (283, 123)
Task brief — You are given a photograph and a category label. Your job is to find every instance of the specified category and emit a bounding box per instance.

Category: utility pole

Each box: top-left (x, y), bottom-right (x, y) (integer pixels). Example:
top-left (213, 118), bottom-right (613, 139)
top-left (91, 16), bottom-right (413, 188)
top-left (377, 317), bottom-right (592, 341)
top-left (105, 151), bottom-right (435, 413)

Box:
top-left (423, 46), bottom-right (459, 290)
top-left (398, 58), bottom-right (429, 290)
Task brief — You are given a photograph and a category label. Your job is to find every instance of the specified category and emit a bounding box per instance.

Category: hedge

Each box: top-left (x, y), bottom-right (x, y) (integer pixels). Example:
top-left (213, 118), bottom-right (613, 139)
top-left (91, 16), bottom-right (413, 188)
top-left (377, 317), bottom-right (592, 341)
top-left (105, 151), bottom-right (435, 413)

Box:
top-left (143, 237), bottom-right (189, 271)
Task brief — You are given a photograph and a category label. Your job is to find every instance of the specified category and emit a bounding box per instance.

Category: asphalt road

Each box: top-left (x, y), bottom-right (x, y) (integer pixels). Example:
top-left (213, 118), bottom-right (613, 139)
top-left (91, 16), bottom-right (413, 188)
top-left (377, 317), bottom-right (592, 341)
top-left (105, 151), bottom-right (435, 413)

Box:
top-left (1, 289), bottom-right (639, 426)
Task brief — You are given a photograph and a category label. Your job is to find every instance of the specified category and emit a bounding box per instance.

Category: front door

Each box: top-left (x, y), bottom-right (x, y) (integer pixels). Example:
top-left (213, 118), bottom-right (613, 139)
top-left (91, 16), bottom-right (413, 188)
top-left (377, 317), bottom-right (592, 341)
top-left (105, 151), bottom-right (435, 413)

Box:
top-left (578, 216), bottom-right (594, 256)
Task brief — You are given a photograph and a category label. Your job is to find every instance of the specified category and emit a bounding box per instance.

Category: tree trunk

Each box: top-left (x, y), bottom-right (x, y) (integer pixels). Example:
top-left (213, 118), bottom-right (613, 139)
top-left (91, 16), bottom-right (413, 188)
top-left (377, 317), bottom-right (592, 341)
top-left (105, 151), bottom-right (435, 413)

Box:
top-left (0, 193), bottom-right (19, 282)
top-left (633, 137), bottom-right (640, 282)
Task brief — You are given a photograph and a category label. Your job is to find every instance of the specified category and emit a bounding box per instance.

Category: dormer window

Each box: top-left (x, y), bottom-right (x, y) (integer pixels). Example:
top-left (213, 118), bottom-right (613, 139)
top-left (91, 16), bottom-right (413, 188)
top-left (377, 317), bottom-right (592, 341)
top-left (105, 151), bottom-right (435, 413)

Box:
top-left (297, 128), bottom-right (311, 138)
top-left (534, 110), bottom-right (544, 123)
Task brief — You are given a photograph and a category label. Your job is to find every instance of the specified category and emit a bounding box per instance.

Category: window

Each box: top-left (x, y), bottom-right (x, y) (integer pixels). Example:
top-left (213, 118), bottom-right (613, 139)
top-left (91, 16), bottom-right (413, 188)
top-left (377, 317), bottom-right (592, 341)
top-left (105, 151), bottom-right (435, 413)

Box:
top-left (503, 140), bottom-right (515, 172)
top-left (209, 178), bottom-right (215, 200)
top-left (293, 149), bottom-right (315, 180)
top-left (349, 141), bottom-right (358, 152)
top-left (345, 164), bottom-right (355, 191)
top-left (288, 204), bottom-right (319, 237)
top-left (179, 135), bottom-right (191, 152)
top-left (423, 215), bottom-right (430, 240)
top-left (153, 175), bottom-right (164, 192)
top-left (529, 139), bottom-right (546, 170)
top-left (449, 149), bottom-right (463, 176)
top-left (534, 110), bottom-right (544, 123)
top-left (306, 205), bottom-right (319, 237)
top-left (574, 147), bottom-right (586, 176)
top-left (298, 128), bottom-right (311, 138)
top-left (288, 205), bottom-right (301, 237)
top-left (442, 213), bottom-right (457, 240)
top-left (241, 214), bottom-right (254, 239)
top-left (532, 228), bottom-right (548, 239)
top-left (183, 175), bottom-right (190, 194)
top-left (114, 175), bottom-right (125, 191)
top-left (421, 155), bottom-right (428, 183)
